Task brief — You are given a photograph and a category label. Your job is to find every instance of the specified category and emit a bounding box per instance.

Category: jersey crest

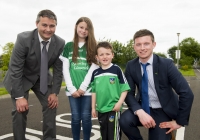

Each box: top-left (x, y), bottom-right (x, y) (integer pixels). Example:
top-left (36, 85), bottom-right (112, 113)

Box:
top-left (109, 78), bottom-right (115, 84)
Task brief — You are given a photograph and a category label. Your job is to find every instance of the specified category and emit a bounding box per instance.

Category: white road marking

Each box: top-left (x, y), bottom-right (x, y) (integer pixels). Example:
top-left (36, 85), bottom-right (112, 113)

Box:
top-left (0, 113), bottom-right (101, 140)
top-left (0, 133), bottom-right (41, 140)
top-left (0, 133), bottom-right (13, 139)
top-left (55, 122), bottom-right (100, 139)
top-left (195, 67), bottom-right (200, 72)
top-left (55, 113), bottom-right (100, 139)
top-left (26, 128), bottom-right (74, 140)
top-left (0, 110), bottom-right (186, 139)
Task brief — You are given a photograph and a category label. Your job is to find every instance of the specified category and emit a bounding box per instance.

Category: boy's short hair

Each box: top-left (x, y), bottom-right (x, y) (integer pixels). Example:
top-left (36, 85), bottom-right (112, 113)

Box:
top-left (133, 29), bottom-right (155, 42)
top-left (96, 41), bottom-right (114, 54)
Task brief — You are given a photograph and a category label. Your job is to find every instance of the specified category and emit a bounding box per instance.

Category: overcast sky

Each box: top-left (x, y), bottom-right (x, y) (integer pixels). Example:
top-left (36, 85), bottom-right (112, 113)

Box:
top-left (0, 0), bottom-right (200, 56)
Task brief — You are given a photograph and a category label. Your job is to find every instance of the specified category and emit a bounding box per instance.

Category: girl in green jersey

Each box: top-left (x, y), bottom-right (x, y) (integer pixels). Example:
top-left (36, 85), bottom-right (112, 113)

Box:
top-left (59, 17), bottom-right (99, 140)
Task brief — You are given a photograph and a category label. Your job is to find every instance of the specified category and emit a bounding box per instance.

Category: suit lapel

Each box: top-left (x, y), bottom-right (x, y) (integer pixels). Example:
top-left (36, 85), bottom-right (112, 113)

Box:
top-left (153, 54), bottom-right (159, 92)
top-left (48, 35), bottom-right (56, 61)
top-left (136, 60), bottom-right (142, 84)
top-left (135, 58), bottom-right (142, 98)
top-left (32, 30), bottom-right (41, 66)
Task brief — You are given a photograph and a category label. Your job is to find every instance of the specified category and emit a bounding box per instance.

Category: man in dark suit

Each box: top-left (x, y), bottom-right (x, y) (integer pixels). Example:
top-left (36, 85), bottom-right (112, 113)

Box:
top-left (119, 29), bottom-right (194, 140)
top-left (3, 9), bottom-right (65, 140)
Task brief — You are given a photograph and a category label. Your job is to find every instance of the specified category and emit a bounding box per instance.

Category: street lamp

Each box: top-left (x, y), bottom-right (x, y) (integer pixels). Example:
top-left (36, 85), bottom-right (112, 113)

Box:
top-left (177, 33), bottom-right (180, 68)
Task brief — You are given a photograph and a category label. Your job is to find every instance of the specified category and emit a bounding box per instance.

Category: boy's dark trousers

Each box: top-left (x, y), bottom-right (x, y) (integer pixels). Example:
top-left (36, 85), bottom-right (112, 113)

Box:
top-left (98, 111), bottom-right (121, 140)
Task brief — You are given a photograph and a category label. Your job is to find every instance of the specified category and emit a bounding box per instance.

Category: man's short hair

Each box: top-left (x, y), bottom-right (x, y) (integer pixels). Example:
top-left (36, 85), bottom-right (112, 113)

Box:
top-left (36, 9), bottom-right (57, 25)
top-left (133, 29), bottom-right (155, 42)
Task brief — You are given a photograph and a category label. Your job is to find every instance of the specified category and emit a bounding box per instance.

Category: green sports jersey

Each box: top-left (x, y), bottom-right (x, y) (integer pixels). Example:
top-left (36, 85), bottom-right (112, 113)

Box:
top-left (91, 64), bottom-right (130, 113)
top-left (61, 42), bottom-right (90, 91)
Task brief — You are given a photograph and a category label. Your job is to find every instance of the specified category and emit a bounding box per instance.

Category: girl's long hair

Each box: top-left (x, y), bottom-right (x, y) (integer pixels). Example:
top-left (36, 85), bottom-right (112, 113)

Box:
top-left (72, 17), bottom-right (97, 65)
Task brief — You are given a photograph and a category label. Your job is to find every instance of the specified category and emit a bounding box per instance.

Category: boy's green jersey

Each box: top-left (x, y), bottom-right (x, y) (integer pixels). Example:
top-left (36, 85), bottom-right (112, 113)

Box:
top-left (61, 42), bottom-right (90, 91)
top-left (90, 64), bottom-right (130, 113)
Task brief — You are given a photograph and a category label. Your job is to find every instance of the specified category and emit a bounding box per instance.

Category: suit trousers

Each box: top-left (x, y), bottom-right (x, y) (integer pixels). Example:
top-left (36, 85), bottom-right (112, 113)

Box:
top-left (11, 81), bottom-right (57, 140)
top-left (119, 108), bottom-right (172, 140)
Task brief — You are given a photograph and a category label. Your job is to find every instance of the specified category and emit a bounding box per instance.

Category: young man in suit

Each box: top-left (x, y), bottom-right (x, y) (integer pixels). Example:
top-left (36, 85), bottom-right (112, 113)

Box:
top-left (119, 29), bottom-right (194, 140)
top-left (3, 9), bottom-right (65, 140)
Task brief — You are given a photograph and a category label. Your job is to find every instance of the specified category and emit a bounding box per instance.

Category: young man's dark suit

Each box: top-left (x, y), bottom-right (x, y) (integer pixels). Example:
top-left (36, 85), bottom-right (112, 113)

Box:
top-left (3, 29), bottom-right (65, 139)
top-left (119, 54), bottom-right (194, 140)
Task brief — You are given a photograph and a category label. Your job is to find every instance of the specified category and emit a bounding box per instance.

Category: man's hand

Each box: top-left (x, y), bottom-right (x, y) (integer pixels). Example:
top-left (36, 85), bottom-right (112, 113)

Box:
top-left (137, 109), bottom-right (156, 128)
top-left (48, 94), bottom-right (58, 109)
top-left (72, 91), bottom-right (81, 98)
top-left (16, 98), bottom-right (29, 113)
top-left (159, 120), bottom-right (181, 134)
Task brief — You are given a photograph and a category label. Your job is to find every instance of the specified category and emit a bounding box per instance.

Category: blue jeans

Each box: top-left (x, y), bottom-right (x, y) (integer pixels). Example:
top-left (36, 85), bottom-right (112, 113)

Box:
top-left (68, 96), bottom-right (92, 140)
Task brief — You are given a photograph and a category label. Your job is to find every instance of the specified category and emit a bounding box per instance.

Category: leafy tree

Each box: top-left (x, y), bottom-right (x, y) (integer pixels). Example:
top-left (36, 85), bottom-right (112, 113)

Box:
top-left (167, 37), bottom-right (200, 67)
top-left (111, 39), bottom-right (137, 68)
top-left (154, 52), bottom-right (167, 58)
top-left (0, 55), bottom-right (3, 68)
top-left (179, 53), bottom-right (193, 68)
top-left (1, 42), bottom-right (14, 76)
top-left (123, 39), bottom-right (137, 62)
top-left (180, 37), bottom-right (200, 60)
top-left (111, 40), bottom-right (124, 64)
top-left (167, 46), bottom-right (177, 61)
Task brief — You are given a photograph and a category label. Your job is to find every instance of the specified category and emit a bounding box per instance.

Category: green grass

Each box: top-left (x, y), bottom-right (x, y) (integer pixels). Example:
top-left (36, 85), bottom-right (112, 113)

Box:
top-left (0, 88), bottom-right (8, 95)
top-left (62, 81), bottom-right (66, 86)
top-left (0, 82), bottom-right (66, 96)
top-left (179, 69), bottom-right (196, 76)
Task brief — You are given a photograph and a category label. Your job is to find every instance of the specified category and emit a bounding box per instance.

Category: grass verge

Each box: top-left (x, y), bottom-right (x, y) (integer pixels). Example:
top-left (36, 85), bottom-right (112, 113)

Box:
top-left (179, 69), bottom-right (196, 76)
top-left (0, 88), bottom-right (8, 96)
top-left (0, 81), bottom-right (66, 96)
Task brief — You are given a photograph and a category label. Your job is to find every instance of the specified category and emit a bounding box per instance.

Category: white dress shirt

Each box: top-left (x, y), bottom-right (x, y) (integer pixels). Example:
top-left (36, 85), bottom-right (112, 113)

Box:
top-left (139, 54), bottom-right (162, 108)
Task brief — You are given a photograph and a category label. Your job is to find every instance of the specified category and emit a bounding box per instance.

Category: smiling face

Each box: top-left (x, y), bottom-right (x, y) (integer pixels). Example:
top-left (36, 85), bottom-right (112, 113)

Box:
top-left (36, 16), bottom-right (56, 41)
top-left (96, 47), bottom-right (114, 69)
top-left (134, 35), bottom-right (156, 63)
top-left (76, 21), bottom-right (88, 42)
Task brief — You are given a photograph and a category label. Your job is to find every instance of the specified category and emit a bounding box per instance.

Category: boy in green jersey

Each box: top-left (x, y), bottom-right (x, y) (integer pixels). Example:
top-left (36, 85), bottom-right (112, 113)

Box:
top-left (91, 41), bottom-right (130, 140)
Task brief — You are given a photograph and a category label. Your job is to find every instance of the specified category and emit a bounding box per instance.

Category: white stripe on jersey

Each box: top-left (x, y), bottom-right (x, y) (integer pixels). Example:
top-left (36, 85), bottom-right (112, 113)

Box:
top-left (68, 56), bottom-right (86, 60)
top-left (115, 64), bottom-right (128, 84)
top-left (95, 72), bottom-right (117, 78)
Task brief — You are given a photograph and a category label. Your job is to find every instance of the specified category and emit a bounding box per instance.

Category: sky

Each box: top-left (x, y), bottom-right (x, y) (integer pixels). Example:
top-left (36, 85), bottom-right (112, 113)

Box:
top-left (0, 0), bottom-right (200, 56)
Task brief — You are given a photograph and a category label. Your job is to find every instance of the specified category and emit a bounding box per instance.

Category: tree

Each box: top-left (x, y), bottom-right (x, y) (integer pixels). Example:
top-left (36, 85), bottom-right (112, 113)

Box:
top-left (111, 39), bottom-right (137, 68)
top-left (167, 46), bottom-right (177, 61)
top-left (179, 53), bottom-right (193, 68)
top-left (167, 37), bottom-right (200, 67)
top-left (1, 42), bottom-right (14, 76)
top-left (154, 52), bottom-right (167, 58)
top-left (180, 37), bottom-right (200, 64)
top-left (123, 39), bottom-right (137, 63)
top-left (111, 40), bottom-right (124, 65)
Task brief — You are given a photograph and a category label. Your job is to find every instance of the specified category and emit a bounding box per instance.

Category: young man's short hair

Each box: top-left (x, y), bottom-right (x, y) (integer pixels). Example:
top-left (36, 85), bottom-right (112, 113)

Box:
top-left (133, 29), bottom-right (155, 42)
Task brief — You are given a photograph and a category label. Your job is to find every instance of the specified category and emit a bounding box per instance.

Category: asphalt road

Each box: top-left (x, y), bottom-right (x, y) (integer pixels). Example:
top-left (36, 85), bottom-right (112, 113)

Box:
top-left (0, 70), bottom-right (200, 140)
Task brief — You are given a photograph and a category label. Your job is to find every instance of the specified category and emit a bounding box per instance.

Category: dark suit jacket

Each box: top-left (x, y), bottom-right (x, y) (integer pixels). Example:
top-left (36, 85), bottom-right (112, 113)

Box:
top-left (125, 54), bottom-right (194, 126)
top-left (3, 29), bottom-right (65, 98)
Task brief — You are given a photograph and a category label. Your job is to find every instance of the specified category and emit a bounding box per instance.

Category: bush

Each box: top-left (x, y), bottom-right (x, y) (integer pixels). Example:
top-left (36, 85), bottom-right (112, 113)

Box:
top-left (181, 65), bottom-right (189, 71)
